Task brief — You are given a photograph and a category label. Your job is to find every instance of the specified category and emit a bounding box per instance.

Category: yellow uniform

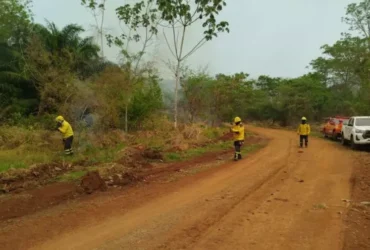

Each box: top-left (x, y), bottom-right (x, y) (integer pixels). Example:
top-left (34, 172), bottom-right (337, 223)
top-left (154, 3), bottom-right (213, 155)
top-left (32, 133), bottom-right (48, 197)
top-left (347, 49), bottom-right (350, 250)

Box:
top-left (58, 120), bottom-right (74, 138)
top-left (55, 116), bottom-right (74, 155)
top-left (231, 117), bottom-right (244, 161)
top-left (297, 124), bottom-right (311, 136)
top-left (231, 124), bottom-right (245, 141)
top-left (298, 117), bottom-right (310, 148)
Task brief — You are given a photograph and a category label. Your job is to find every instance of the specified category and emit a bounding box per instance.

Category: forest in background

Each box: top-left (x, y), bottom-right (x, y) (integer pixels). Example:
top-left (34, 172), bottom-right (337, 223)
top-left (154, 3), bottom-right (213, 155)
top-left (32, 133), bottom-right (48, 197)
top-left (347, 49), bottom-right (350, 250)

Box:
top-left (1, 0), bottom-right (370, 132)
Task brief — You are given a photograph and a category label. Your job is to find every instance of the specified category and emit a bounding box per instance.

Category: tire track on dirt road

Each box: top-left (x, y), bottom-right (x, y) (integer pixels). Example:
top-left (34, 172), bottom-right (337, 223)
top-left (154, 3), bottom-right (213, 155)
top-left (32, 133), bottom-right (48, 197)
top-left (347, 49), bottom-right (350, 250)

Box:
top-left (32, 128), bottom-right (294, 250)
top-left (190, 133), bottom-right (352, 250)
top-left (145, 137), bottom-right (297, 250)
top-left (3, 127), bottom-right (355, 250)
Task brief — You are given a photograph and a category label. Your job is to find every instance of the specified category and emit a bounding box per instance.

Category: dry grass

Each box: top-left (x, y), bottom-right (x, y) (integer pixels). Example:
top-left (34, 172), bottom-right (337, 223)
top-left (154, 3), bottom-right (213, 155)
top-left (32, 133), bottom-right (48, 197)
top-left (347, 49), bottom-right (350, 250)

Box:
top-left (0, 120), bottom-right (230, 174)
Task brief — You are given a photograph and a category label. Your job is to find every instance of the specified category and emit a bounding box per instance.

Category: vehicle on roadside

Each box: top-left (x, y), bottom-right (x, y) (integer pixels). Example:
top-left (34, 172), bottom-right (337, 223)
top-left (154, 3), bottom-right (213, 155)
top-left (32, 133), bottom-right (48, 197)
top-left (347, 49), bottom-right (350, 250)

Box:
top-left (341, 116), bottom-right (370, 149)
top-left (322, 116), bottom-right (349, 140)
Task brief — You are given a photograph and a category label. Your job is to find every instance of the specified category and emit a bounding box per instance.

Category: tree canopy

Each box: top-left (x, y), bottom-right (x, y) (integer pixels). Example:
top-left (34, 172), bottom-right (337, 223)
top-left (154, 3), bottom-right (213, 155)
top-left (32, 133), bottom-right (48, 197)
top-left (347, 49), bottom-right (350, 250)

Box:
top-left (2, 0), bottom-right (370, 129)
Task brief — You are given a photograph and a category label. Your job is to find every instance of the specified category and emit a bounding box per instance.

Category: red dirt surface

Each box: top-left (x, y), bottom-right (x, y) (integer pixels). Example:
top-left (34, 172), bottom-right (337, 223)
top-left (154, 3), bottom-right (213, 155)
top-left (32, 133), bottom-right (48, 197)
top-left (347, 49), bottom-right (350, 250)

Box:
top-left (343, 151), bottom-right (370, 250)
top-left (0, 182), bottom-right (78, 220)
top-left (0, 127), bottom-right (367, 250)
top-left (80, 171), bottom-right (107, 194)
top-left (0, 135), bottom-right (264, 222)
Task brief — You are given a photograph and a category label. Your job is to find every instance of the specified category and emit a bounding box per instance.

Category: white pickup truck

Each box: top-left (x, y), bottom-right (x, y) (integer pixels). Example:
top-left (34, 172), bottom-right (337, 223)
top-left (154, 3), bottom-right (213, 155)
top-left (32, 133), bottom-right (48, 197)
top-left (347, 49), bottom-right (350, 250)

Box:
top-left (341, 116), bottom-right (370, 149)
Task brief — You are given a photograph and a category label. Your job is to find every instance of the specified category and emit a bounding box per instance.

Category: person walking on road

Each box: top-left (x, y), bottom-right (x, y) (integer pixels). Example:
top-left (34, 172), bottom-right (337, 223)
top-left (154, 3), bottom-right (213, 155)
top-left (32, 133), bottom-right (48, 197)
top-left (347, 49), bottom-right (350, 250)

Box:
top-left (230, 116), bottom-right (245, 161)
top-left (55, 116), bottom-right (74, 155)
top-left (297, 117), bottom-right (311, 148)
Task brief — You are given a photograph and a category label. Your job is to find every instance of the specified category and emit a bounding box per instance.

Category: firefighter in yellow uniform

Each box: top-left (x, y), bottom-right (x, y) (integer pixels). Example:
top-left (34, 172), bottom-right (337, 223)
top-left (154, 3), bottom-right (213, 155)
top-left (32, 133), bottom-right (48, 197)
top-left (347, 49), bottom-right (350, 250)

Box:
top-left (297, 117), bottom-right (311, 148)
top-left (230, 116), bottom-right (245, 161)
top-left (55, 116), bottom-right (74, 155)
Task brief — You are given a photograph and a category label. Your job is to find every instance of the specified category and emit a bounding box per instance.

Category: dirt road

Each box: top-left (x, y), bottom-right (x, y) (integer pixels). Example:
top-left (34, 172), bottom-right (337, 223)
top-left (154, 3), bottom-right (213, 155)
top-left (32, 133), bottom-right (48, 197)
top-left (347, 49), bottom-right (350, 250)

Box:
top-left (1, 127), bottom-right (355, 250)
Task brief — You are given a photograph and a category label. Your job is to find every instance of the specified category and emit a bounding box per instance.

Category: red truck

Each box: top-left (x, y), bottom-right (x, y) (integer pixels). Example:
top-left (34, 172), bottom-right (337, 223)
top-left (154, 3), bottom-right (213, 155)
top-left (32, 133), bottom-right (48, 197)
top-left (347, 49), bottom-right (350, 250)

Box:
top-left (322, 116), bottom-right (350, 140)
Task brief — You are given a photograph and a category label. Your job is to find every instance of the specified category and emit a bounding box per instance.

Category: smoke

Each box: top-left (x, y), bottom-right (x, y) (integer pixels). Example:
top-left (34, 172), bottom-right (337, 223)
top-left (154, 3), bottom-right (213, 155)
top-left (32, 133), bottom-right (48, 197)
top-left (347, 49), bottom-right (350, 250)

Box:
top-left (81, 0), bottom-right (213, 80)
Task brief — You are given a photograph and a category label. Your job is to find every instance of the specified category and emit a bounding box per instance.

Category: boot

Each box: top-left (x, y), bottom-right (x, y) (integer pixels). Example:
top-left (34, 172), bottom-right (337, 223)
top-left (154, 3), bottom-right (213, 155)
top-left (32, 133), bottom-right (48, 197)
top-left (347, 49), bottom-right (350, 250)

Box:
top-left (234, 153), bottom-right (238, 161)
top-left (238, 154), bottom-right (242, 160)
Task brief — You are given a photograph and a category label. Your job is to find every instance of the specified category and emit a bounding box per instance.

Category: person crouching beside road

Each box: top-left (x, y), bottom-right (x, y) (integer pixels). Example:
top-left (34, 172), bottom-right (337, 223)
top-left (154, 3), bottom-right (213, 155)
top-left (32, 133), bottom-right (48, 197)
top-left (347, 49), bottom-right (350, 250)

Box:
top-left (230, 117), bottom-right (245, 161)
top-left (55, 116), bottom-right (74, 155)
top-left (297, 116), bottom-right (311, 148)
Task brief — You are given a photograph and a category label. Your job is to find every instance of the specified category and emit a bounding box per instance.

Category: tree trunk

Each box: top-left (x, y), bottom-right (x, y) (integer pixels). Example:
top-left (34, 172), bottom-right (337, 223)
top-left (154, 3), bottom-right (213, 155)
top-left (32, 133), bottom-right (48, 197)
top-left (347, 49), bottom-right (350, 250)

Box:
top-left (174, 61), bottom-right (181, 129)
top-left (125, 103), bottom-right (128, 133)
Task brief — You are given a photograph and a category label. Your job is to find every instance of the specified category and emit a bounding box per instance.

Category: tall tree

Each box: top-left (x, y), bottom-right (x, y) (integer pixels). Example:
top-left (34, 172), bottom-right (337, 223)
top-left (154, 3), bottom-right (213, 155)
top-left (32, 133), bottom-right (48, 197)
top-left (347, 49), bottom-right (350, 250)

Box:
top-left (0, 0), bottom-right (33, 43)
top-left (0, 0), bottom-right (36, 119)
top-left (343, 0), bottom-right (370, 38)
top-left (81, 0), bottom-right (107, 57)
top-left (154, 0), bottom-right (230, 128)
top-left (32, 22), bottom-right (100, 78)
top-left (82, 0), bottom-right (161, 132)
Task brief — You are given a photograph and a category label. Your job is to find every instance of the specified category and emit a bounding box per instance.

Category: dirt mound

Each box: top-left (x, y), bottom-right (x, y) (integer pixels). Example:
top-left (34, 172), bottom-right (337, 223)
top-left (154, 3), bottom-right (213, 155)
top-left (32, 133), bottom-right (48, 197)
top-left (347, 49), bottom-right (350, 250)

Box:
top-left (142, 148), bottom-right (163, 160)
top-left (80, 171), bottom-right (107, 194)
top-left (105, 172), bottom-right (141, 187)
top-left (116, 147), bottom-right (153, 169)
top-left (168, 143), bottom-right (190, 152)
top-left (0, 162), bottom-right (73, 193)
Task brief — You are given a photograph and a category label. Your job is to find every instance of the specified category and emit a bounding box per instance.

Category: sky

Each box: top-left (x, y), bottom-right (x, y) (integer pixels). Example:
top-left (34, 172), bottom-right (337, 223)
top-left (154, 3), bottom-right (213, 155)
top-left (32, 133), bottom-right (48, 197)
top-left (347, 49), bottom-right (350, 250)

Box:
top-left (31, 0), bottom-right (358, 79)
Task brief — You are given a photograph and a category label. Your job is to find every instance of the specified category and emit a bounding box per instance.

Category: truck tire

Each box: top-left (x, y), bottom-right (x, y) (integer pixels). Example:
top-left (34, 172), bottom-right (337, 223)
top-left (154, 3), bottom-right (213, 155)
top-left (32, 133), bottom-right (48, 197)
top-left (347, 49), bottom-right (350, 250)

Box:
top-left (350, 135), bottom-right (358, 150)
top-left (323, 129), bottom-right (328, 138)
top-left (341, 134), bottom-right (348, 146)
top-left (332, 130), bottom-right (337, 140)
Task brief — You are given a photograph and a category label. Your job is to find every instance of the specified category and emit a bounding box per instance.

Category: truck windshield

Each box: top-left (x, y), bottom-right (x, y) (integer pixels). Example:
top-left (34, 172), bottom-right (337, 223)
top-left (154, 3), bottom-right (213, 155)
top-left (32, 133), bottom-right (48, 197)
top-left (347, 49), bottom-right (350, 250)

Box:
top-left (333, 118), bottom-right (348, 124)
top-left (355, 118), bottom-right (370, 126)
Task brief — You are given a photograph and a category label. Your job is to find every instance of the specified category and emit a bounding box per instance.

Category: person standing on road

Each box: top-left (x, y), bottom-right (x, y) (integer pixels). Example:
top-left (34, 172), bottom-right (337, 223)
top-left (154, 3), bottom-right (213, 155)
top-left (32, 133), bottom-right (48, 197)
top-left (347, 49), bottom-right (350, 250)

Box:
top-left (297, 117), bottom-right (311, 148)
top-left (55, 116), bottom-right (74, 155)
top-left (230, 117), bottom-right (245, 161)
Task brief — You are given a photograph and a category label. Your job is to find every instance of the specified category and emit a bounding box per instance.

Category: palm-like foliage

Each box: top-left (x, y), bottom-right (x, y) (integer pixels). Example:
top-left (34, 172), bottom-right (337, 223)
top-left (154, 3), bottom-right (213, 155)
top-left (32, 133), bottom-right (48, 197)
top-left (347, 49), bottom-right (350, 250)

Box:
top-left (31, 21), bottom-right (100, 78)
top-left (0, 42), bottom-right (38, 116)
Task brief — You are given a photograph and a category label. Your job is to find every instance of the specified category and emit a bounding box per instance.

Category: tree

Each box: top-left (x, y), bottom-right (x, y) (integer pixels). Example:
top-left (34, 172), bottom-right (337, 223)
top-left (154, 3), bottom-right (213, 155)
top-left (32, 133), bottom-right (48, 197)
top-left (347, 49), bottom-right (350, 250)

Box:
top-left (94, 65), bottom-right (132, 129)
top-left (113, 0), bottom-right (161, 132)
top-left (31, 22), bottom-right (100, 79)
top-left (0, 0), bottom-right (36, 120)
top-left (209, 73), bottom-right (253, 124)
top-left (81, 0), bottom-right (107, 57)
top-left (82, 0), bottom-right (161, 132)
top-left (23, 35), bottom-right (76, 115)
top-left (311, 36), bottom-right (368, 87)
top-left (128, 69), bottom-right (163, 129)
top-left (0, 0), bottom-right (33, 43)
top-left (343, 0), bottom-right (370, 38)
top-left (93, 63), bottom-right (163, 130)
top-left (154, 0), bottom-right (230, 128)
top-left (277, 74), bottom-right (328, 125)
top-left (180, 72), bottom-right (212, 122)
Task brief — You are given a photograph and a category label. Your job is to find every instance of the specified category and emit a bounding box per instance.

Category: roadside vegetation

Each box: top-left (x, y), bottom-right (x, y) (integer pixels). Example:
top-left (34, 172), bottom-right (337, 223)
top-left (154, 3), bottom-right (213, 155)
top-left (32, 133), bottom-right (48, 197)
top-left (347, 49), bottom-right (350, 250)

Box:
top-left (1, 0), bottom-right (370, 190)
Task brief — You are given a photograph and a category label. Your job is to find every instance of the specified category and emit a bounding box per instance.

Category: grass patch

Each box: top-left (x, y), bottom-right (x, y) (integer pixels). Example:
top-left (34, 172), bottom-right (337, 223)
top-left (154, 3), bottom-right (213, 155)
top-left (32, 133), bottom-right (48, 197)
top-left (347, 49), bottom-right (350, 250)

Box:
top-left (0, 161), bottom-right (28, 172)
top-left (0, 149), bottom-right (55, 172)
top-left (164, 140), bottom-right (265, 162)
top-left (165, 152), bottom-right (182, 161)
top-left (202, 127), bottom-right (223, 140)
top-left (0, 143), bottom-right (127, 173)
top-left (72, 143), bottom-right (126, 165)
top-left (164, 141), bottom-right (231, 162)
